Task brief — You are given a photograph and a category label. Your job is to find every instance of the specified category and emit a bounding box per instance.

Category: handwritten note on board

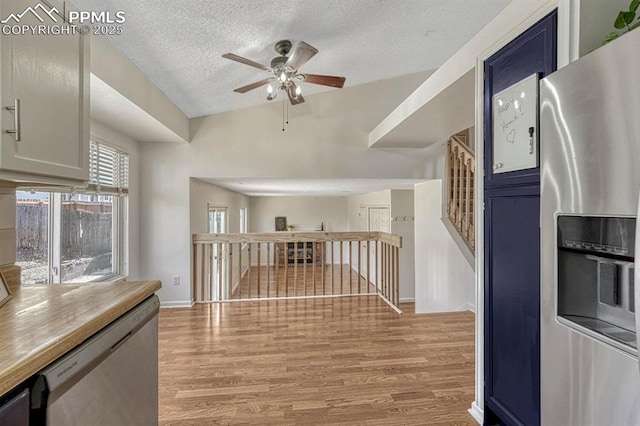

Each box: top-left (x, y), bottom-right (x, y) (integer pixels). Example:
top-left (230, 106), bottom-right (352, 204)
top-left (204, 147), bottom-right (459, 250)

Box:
top-left (492, 73), bottom-right (539, 174)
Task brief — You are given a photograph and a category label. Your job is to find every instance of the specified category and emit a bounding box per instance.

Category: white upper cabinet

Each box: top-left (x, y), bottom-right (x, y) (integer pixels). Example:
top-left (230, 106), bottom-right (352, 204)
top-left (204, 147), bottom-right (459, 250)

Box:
top-left (0, 0), bottom-right (89, 183)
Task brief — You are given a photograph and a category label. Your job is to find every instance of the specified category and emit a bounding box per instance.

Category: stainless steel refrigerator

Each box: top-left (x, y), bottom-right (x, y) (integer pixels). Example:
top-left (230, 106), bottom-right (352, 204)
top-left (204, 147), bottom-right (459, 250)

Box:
top-left (540, 30), bottom-right (640, 425)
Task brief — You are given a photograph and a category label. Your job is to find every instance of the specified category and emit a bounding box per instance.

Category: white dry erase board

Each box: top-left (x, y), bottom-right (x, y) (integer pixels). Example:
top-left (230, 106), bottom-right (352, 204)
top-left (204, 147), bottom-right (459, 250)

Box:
top-left (492, 73), bottom-right (539, 174)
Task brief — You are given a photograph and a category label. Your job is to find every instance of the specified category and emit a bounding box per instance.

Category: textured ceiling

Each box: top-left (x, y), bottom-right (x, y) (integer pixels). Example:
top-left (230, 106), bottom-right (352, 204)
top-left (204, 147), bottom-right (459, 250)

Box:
top-left (200, 178), bottom-right (427, 197)
top-left (74, 0), bottom-right (511, 118)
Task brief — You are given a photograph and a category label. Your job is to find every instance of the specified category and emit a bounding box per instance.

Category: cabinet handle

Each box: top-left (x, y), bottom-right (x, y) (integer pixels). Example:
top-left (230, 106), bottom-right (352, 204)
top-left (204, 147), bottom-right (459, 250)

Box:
top-left (5, 99), bottom-right (21, 141)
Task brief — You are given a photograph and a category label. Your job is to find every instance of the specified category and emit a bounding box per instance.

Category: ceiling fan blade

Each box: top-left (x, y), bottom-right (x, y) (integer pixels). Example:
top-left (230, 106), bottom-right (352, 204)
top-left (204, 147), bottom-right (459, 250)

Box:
top-left (287, 84), bottom-right (305, 105)
top-left (233, 78), bottom-right (271, 93)
top-left (222, 53), bottom-right (270, 71)
top-left (285, 41), bottom-right (318, 70)
top-left (302, 74), bottom-right (346, 88)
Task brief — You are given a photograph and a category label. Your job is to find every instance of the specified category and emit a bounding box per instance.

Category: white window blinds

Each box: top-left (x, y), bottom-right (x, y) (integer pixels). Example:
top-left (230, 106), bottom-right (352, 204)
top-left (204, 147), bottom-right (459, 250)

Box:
top-left (88, 140), bottom-right (129, 194)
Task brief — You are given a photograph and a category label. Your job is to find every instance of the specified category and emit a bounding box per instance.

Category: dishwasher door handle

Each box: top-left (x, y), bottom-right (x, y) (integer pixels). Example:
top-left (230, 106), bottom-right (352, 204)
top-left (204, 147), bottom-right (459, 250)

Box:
top-left (110, 331), bottom-right (132, 353)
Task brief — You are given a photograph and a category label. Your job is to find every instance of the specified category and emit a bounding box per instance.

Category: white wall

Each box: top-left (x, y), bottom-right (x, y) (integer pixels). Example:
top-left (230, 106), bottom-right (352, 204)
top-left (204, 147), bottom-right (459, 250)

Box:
top-left (91, 36), bottom-right (190, 141)
top-left (579, 0), bottom-right (631, 56)
top-left (346, 190), bottom-right (392, 232)
top-left (250, 196), bottom-right (347, 233)
top-left (90, 120), bottom-right (141, 280)
top-left (190, 178), bottom-right (250, 235)
top-left (414, 181), bottom-right (474, 313)
top-left (390, 190), bottom-right (416, 301)
top-left (188, 73), bottom-right (432, 180)
top-left (139, 142), bottom-right (191, 306)
top-left (190, 178), bottom-right (250, 294)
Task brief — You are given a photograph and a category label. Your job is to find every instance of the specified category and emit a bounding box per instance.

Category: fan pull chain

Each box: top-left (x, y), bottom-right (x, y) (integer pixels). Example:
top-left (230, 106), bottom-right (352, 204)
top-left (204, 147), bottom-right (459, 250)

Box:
top-left (282, 96), bottom-right (285, 131)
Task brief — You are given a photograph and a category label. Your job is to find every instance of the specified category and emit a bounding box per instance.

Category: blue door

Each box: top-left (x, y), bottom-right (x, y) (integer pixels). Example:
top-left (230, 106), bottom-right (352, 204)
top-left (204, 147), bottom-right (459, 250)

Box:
top-left (483, 11), bottom-right (557, 426)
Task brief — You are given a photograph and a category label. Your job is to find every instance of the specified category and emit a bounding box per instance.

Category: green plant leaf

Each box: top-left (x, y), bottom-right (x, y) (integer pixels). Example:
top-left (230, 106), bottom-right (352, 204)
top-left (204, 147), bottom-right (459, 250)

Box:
top-left (603, 31), bottom-right (620, 44)
top-left (630, 0), bottom-right (640, 13)
top-left (624, 11), bottom-right (636, 24)
top-left (615, 11), bottom-right (628, 28)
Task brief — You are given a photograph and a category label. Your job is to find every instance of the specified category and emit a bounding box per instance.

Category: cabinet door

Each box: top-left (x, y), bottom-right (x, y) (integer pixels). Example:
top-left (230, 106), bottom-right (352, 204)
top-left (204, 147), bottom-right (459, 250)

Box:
top-left (1, 0), bottom-right (89, 181)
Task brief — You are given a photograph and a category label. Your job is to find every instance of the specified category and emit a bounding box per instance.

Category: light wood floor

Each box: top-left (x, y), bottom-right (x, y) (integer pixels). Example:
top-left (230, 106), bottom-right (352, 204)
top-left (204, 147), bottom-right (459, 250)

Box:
top-left (232, 265), bottom-right (376, 299)
top-left (158, 296), bottom-right (476, 425)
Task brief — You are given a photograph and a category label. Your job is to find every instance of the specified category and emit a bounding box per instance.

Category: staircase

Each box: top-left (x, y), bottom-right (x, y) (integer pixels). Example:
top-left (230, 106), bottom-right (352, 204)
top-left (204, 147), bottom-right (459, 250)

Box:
top-left (445, 130), bottom-right (475, 255)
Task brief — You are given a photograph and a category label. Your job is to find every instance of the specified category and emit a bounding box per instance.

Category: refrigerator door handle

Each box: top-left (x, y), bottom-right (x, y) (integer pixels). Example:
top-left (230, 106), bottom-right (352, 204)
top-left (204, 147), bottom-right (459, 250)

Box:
top-left (636, 192), bottom-right (640, 370)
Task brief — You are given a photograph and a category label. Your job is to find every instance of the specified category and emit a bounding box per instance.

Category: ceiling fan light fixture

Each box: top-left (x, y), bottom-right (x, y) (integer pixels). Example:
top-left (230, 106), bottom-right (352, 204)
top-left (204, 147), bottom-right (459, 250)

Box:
top-left (222, 40), bottom-right (345, 130)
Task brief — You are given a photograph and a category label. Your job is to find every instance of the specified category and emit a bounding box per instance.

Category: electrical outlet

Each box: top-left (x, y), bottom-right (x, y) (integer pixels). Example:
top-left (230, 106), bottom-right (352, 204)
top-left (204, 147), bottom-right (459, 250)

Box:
top-left (173, 275), bottom-right (180, 286)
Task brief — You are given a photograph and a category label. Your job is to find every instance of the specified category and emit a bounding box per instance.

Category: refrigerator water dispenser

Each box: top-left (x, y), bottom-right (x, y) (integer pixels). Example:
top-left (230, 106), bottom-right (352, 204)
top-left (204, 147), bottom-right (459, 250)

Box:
top-left (557, 216), bottom-right (637, 354)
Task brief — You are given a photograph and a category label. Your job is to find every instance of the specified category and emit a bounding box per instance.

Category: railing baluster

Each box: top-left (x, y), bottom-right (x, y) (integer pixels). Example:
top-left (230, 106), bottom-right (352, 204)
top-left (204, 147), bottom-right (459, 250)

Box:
top-left (312, 242), bottom-right (317, 296)
top-left (358, 242), bottom-right (362, 294)
top-left (331, 241), bottom-right (335, 295)
top-left (257, 242), bottom-right (261, 298)
top-left (267, 243), bottom-right (271, 297)
top-left (303, 242), bottom-right (307, 296)
top-left (375, 240), bottom-right (379, 294)
top-left (226, 243), bottom-right (233, 301)
top-left (366, 241), bottom-right (370, 293)
top-left (465, 157), bottom-right (472, 240)
top-left (208, 243), bottom-right (213, 301)
top-left (237, 243), bottom-right (243, 299)
top-left (349, 241), bottom-right (353, 294)
top-left (386, 242), bottom-right (390, 296)
top-left (218, 243), bottom-right (223, 301)
top-left (395, 246), bottom-right (400, 306)
top-left (339, 241), bottom-right (343, 295)
top-left (294, 242), bottom-right (298, 297)
top-left (247, 244), bottom-right (252, 299)
top-left (322, 242), bottom-right (326, 295)
top-left (452, 146), bottom-right (459, 225)
top-left (192, 243), bottom-right (197, 302)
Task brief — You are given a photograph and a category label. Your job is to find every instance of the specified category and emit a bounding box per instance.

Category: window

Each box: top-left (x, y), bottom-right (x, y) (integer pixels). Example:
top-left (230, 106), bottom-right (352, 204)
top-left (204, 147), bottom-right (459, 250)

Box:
top-left (240, 207), bottom-right (248, 233)
top-left (16, 140), bottom-right (129, 284)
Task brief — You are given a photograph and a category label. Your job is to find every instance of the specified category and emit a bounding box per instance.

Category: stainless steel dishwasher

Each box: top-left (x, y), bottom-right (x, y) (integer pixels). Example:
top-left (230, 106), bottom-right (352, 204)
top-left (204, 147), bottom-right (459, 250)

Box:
top-left (30, 295), bottom-right (160, 426)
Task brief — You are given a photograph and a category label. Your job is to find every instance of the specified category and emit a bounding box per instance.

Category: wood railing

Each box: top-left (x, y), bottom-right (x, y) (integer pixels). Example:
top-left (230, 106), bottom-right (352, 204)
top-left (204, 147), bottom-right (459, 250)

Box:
top-left (192, 232), bottom-right (403, 313)
top-left (446, 131), bottom-right (475, 252)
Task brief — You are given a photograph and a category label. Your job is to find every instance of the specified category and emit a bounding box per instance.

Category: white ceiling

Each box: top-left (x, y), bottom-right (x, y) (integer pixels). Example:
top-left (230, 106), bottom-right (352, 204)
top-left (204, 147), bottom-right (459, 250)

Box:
top-left (74, 0), bottom-right (511, 118)
top-left (200, 178), bottom-right (427, 197)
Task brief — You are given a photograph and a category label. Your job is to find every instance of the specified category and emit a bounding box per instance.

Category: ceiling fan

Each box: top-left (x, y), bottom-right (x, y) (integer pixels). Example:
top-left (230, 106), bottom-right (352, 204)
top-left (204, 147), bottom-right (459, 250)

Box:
top-left (222, 40), bottom-right (346, 105)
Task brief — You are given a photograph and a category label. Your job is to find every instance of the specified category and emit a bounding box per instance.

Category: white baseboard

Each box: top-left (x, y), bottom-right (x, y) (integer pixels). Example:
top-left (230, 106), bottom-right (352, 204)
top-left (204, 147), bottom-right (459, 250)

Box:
top-left (400, 298), bottom-right (415, 303)
top-left (469, 401), bottom-right (483, 425)
top-left (160, 300), bottom-right (194, 308)
top-left (458, 302), bottom-right (476, 313)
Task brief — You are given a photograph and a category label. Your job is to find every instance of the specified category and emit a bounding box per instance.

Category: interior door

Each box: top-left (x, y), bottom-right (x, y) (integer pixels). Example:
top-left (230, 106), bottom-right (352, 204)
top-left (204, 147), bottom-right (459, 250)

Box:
top-left (207, 206), bottom-right (228, 300)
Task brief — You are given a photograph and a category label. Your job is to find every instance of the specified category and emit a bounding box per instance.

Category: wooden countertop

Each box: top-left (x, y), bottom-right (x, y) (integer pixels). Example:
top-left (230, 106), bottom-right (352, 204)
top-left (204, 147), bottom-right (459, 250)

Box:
top-left (0, 280), bottom-right (161, 397)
